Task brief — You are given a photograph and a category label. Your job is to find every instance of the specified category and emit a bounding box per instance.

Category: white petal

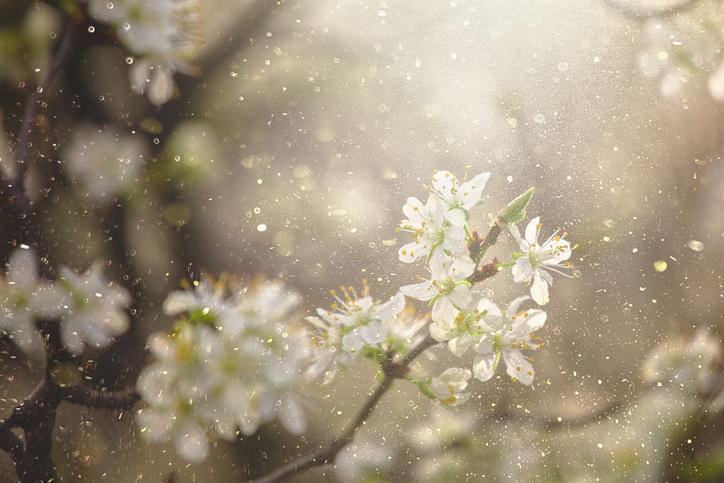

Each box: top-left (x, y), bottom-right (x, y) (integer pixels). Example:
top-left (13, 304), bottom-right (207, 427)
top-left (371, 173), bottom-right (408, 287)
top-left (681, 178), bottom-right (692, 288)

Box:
top-left (429, 321), bottom-right (450, 341)
top-left (279, 395), bottom-right (306, 435)
top-left (709, 62), bottom-right (724, 101)
top-left (149, 67), bottom-right (175, 106)
top-left (458, 172), bottom-right (490, 209)
top-left (398, 240), bottom-right (428, 263)
top-left (511, 258), bottom-right (534, 283)
top-left (431, 296), bottom-right (457, 325)
top-left (448, 334), bottom-right (474, 357)
top-left (400, 281), bottom-right (436, 302)
top-left (449, 256), bottom-right (475, 280)
top-left (476, 298), bottom-right (502, 318)
top-left (137, 409), bottom-right (174, 443)
top-left (445, 207), bottom-right (467, 226)
top-left (506, 296), bottom-right (531, 318)
top-left (503, 350), bottom-right (535, 385)
top-left (162, 291), bottom-right (199, 315)
top-left (402, 197), bottom-right (425, 226)
top-left (524, 216), bottom-right (541, 245)
top-left (431, 170), bottom-right (456, 204)
top-left (129, 59), bottom-right (152, 94)
top-left (473, 353), bottom-right (497, 381)
top-left (474, 334), bottom-right (493, 355)
top-left (61, 321), bottom-right (85, 355)
top-left (8, 248), bottom-right (38, 287)
top-left (175, 421), bottom-right (209, 463)
top-left (530, 271), bottom-right (550, 306)
top-left (448, 285), bottom-right (472, 308)
top-left (521, 309), bottom-right (547, 331)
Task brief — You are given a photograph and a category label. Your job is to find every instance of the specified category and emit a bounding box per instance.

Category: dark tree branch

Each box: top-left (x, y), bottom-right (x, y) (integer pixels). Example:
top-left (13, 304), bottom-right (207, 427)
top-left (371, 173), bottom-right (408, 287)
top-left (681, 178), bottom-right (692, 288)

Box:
top-left (59, 384), bottom-right (140, 409)
top-left (10, 17), bottom-right (78, 218)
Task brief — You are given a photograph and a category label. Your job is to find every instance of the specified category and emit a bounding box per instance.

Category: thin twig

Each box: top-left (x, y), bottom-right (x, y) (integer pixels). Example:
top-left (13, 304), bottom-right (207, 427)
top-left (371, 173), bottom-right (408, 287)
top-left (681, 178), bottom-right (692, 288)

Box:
top-left (248, 335), bottom-right (438, 483)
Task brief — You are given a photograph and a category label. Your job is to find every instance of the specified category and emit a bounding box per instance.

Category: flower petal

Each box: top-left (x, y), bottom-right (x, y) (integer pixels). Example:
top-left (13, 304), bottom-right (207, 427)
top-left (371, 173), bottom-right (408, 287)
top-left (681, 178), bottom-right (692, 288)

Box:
top-left (458, 172), bottom-right (490, 209)
top-left (400, 281), bottom-right (436, 302)
top-left (503, 350), bottom-right (535, 385)
top-left (524, 216), bottom-right (541, 245)
top-left (473, 353), bottom-right (497, 381)
top-left (175, 420), bottom-right (209, 463)
top-left (530, 271), bottom-right (550, 305)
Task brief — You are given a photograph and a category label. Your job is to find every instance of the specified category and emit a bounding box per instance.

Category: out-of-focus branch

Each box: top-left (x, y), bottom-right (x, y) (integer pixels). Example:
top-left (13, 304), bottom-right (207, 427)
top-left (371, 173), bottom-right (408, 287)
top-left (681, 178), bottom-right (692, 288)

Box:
top-left (59, 385), bottom-right (140, 409)
top-left (602, 0), bottom-right (703, 21)
top-left (248, 334), bottom-right (439, 483)
top-left (8, 16), bottom-right (78, 223)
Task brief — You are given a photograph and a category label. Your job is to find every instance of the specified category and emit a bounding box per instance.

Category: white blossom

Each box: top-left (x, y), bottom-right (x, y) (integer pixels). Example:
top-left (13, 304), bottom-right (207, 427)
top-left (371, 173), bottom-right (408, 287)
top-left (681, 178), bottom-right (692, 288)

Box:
top-left (400, 255), bottom-right (474, 327)
top-left (163, 275), bottom-right (242, 334)
top-left (56, 263), bottom-right (131, 354)
top-left (429, 170), bottom-right (490, 226)
top-left (0, 248), bottom-right (63, 355)
top-left (398, 194), bottom-right (466, 264)
top-left (305, 287), bottom-right (419, 382)
top-left (136, 323), bottom-right (216, 463)
top-left (472, 297), bottom-right (546, 385)
top-left (334, 439), bottom-right (393, 482)
top-left (642, 328), bottom-right (721, 392)
top-left (427, 367), bottom-right (472, 407)
top-left (88, 0), bottom-right (202, 105)
top-left (509, 216), bottom-right (572, 305)
top-left (138, 278), bottom-right (310, 462)
top-left (62, 125), bottom-right (146, 202)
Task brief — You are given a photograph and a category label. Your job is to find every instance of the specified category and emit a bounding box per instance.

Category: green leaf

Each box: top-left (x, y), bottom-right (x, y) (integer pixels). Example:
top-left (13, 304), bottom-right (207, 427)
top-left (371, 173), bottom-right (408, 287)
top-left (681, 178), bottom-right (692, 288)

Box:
top-left (498, 187), bottom-right (534, 225)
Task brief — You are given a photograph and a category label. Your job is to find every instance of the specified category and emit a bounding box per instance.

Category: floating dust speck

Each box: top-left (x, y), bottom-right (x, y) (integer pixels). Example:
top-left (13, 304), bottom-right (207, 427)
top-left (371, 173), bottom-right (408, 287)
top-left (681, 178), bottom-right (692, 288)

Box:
top-left (687, 240), bottom-right (704, 252)
top-left (382, 238), bottom-right (397, 246)
top-left (653, 260), bottom-right (667, 272)
top-left (257, 223), bottom-right (267, 232)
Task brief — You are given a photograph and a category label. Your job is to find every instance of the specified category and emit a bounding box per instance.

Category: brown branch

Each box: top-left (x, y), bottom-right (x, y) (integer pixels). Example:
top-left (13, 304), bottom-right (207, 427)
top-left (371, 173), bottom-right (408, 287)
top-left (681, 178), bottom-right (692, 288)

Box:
top-left (248, 335), bottom-right (438, 483)
top-left (59, 385), bottom-right (140, 409)
top-left (601, 0), bottom-right (703, 21)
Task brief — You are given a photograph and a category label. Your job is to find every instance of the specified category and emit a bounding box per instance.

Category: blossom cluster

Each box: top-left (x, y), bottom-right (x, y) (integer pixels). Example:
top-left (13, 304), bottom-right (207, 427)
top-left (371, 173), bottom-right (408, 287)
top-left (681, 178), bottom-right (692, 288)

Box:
top-left (135, 277), bottom-right (310, 462)
top-left (397, 171), bottom-right (571, 394)
top-left (305, 284), bottom-right (426, 383)
top-left (0, 247), bottom-right (130, 356)
top-left (305, 170), bottom-right (572, 410)
top-left (88, 0), bottom-right (203, 105)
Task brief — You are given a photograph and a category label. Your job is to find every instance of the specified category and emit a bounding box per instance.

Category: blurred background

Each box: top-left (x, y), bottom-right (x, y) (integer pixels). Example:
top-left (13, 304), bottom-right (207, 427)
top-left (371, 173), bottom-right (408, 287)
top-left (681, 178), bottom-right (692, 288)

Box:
top-left (0, 0), bottom-right (722, 481)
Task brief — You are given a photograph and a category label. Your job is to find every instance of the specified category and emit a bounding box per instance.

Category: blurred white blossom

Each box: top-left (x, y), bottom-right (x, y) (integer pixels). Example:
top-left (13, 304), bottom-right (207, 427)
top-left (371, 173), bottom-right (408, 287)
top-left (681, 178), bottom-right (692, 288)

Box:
top-left (425, 367), bottom-right (472, 407)
top-left (63, 125), bottom-right (147, 202)
top-left (642, 328), bottom-right (721, 392)
top-left (334, 439), bottom-right (393, 482)
top-left (138, 277), bottom-right (310, 462)
top-left (0, 248), bottom-right (63, 355)
top-left (88, 0), bottom-right (202, 105)
top-left (56, 263), bottom-right (131, 354)
top-left (509, 216), bottom-right (572, 305)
